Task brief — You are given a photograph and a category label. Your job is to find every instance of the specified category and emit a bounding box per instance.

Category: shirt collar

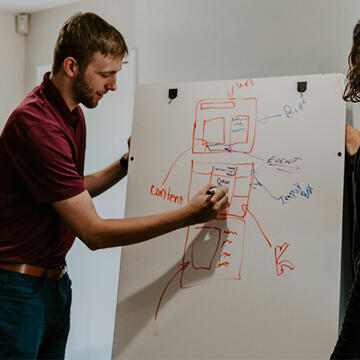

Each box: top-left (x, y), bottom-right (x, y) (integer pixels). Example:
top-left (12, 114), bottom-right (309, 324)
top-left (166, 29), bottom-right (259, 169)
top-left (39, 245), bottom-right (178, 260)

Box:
top-left (41, 72), bottom-right (81, 125)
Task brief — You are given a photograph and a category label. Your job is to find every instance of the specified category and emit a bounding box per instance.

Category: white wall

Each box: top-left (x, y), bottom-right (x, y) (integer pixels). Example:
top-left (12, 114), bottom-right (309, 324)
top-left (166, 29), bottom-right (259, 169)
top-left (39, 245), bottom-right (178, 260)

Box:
top-left (135, 0), bottom-right (358, 84)
top-left (0, 11), bottom-right (25, 131)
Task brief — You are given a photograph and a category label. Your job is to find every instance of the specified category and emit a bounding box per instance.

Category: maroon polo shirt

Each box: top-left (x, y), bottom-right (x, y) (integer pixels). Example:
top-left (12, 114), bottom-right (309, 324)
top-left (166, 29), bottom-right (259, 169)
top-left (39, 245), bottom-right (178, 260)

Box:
top-left (0, 72), bottom-right (86, 267)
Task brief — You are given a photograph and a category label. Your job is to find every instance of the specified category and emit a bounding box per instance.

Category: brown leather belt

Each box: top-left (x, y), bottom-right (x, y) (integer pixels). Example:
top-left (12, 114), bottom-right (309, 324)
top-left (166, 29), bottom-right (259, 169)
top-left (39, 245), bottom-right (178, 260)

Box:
top-left (0, 263), bottom-right (66, 280)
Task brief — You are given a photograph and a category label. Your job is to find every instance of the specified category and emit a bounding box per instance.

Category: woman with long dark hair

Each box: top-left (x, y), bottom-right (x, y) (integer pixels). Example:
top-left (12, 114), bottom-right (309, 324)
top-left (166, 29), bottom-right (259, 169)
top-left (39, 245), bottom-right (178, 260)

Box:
top-left (331, 19), bottom-right (360, 360)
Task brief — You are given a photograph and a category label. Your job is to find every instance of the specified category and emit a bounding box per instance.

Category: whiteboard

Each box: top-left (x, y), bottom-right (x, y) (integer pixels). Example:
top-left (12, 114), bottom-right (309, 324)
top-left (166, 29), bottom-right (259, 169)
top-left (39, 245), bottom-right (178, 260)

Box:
top-left (113, 74), bottom-right (345, 359)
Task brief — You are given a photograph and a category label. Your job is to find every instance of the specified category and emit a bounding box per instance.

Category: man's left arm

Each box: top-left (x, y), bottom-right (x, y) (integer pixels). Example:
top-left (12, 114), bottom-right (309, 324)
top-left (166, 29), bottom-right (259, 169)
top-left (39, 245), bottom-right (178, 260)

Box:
top-left (84, 153), bottom-right (128, 197)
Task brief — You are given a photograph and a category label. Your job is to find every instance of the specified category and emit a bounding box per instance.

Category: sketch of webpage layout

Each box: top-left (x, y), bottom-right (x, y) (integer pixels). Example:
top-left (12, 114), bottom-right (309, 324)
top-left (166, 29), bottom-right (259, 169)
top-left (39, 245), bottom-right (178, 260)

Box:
top-left (151, 80), bottom-right (315, 321)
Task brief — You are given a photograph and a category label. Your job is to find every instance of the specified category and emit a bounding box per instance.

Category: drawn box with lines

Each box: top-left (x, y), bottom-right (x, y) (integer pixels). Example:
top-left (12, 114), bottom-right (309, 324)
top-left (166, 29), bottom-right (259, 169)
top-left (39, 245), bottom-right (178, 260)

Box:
top-left (192, 98), bottom-right (257, 154)
top-left (180, 161), bottom-right (255, 287)
top-left (188, 161), bottom-right (255, 219)
top-left (180, 219), bottom-right (245, 288)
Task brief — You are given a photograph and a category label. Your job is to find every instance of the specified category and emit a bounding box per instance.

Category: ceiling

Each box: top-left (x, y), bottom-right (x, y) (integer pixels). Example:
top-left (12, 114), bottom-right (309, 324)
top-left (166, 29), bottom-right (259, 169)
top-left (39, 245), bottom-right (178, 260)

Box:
top-left (0, 0), bottom-right (82, 13)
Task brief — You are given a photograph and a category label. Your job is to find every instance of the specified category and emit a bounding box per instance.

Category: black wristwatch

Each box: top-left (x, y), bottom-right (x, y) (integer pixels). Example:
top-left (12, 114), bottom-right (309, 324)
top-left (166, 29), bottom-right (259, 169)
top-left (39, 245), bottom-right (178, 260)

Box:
top-left (120, 154), bottom-right (129, 172)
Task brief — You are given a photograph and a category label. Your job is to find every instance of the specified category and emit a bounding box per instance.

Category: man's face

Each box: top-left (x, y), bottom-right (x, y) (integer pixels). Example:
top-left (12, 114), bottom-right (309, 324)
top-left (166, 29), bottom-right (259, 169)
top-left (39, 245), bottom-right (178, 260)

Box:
top-left (73, 52), bottom-right (123, 108)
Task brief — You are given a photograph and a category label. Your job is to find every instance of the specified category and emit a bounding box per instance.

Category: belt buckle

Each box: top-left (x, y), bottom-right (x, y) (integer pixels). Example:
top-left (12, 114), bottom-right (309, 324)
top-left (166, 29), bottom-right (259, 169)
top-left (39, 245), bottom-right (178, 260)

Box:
top-left (55, 265), bottom-right (66, 280)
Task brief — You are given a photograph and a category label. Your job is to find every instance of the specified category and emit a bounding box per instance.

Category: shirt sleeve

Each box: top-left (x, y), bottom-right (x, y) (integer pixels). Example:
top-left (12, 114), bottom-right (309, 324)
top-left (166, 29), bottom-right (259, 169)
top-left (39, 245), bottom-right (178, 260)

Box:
top-left (2, 119), bottom-right (86, 203)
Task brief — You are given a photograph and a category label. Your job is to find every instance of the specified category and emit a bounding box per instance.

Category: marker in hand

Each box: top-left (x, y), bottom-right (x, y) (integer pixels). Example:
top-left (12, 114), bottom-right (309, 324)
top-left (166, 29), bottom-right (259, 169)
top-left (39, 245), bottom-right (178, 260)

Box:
top-left (206, 187), bottom-right (220, 196)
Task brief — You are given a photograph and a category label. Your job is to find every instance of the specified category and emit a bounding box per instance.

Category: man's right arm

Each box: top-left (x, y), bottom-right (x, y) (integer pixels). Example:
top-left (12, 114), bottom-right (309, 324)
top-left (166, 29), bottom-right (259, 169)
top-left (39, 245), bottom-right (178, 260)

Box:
top-left (52, 185), bottom-right (228, 250)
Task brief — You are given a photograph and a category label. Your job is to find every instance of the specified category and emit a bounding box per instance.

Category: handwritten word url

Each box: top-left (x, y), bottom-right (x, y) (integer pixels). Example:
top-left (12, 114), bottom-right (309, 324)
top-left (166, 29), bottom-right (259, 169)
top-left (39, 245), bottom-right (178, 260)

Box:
top-left (227, 78), bottom-right (254, 99)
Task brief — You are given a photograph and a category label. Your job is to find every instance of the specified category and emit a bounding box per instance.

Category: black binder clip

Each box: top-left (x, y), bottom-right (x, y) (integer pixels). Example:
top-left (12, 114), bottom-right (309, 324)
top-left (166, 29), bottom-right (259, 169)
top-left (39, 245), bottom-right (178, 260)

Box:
top-left (297, 81), bottom-right (307, 97)
top-left (168, 89), bottom-right (178, 104)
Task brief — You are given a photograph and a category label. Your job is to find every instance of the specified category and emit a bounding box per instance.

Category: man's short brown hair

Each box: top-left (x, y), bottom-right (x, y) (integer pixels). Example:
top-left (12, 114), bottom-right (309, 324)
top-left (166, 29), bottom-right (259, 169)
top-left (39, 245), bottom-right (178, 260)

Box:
top-left (52, 12), bottom-right (128, 74)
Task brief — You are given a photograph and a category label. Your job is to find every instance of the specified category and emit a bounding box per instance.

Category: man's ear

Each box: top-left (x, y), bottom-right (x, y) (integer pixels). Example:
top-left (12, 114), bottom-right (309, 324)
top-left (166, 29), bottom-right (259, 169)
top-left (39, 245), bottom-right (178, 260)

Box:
top-left (63, 57), bottom-right (79, 78)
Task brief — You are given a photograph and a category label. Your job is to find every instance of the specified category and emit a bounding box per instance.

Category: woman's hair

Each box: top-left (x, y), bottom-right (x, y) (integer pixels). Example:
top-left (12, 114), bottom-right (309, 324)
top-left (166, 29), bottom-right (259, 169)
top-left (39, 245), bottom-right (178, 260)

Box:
top-left (52, 12), bottom-right (128, 74)
top-left (344, 20), bottom-right (360, 102)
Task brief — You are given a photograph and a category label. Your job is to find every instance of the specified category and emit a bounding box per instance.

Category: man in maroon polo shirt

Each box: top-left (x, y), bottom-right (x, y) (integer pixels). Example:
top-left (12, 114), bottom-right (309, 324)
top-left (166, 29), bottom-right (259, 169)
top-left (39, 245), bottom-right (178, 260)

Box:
top-left (0, 12), bottom-right (229, 359)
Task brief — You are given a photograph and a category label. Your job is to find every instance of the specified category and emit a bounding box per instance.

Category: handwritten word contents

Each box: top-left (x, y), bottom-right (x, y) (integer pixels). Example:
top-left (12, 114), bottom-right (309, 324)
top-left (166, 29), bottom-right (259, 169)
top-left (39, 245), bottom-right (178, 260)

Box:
top-left (150, 185), bottom-right (184, 205)
top-left (284, 98), bottom-right (307, 119)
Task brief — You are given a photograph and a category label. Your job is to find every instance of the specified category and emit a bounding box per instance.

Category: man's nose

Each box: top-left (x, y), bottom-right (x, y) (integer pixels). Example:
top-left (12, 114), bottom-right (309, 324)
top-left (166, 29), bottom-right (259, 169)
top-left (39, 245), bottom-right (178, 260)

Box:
top-left (106, 76), bottom-right (117, 91)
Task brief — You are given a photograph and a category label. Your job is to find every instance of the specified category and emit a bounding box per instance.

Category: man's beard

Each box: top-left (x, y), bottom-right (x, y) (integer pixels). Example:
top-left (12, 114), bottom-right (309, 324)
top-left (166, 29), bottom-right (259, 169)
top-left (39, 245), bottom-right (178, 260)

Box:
top-left (72, 71), bottom-right (98, 109)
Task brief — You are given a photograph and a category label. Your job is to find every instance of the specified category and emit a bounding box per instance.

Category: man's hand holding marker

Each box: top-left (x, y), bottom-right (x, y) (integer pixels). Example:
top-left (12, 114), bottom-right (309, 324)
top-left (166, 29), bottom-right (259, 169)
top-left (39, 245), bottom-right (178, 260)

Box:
top-left (183, 185), bottom-right (229, 224)
top-left (206, 186), bottom-right (222, 196)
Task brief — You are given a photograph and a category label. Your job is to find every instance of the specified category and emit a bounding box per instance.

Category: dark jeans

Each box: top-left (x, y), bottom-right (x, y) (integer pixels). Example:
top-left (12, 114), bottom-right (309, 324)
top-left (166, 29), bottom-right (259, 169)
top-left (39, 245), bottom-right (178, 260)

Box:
top-left (0, 268), bottom-right (72, 360)
top-left (331, 260), bottom-right (360, 359)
